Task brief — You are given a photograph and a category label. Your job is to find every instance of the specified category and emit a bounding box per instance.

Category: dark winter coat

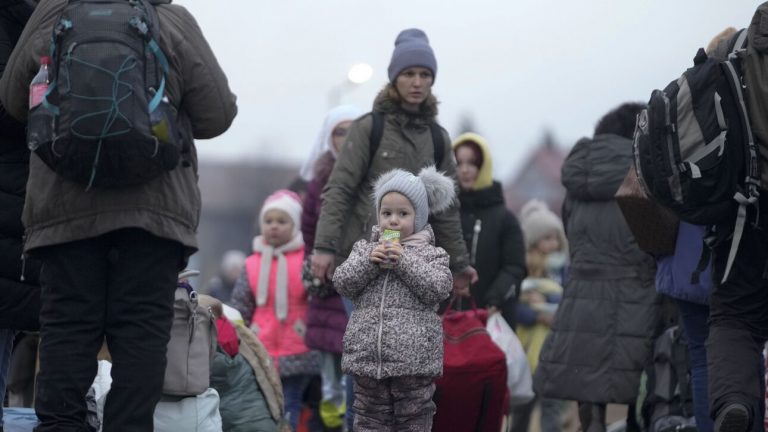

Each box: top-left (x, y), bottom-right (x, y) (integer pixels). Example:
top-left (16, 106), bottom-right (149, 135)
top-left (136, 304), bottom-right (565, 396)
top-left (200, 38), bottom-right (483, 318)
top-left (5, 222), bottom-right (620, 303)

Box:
top-left (333, 225), bottom-right (452, 379)
top-left (457, 181), bottom-right (526, 326)
top-left (302, 150), bottom-right (348, 354)
top-left (314, 89), bottom-right (469, 272)
top-left (0, 1), bottom-right (40, 331)
top-left (0, 0), bottom-right (237, 257)
top-left (534, 134), bottom-right (661, 404)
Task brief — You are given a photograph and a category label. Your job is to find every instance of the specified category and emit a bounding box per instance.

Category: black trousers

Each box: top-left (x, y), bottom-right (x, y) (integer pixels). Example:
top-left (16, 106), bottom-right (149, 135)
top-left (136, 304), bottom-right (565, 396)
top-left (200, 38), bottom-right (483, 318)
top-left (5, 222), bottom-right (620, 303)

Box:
top-left (708, 197), bottom-right (768, 428)
top-left (33, 229), bottom-right (183, 432)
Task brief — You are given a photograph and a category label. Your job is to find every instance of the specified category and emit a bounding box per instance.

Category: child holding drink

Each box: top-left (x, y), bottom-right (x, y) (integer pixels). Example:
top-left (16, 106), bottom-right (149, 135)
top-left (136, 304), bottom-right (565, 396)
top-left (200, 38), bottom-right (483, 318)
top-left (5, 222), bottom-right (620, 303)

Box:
top-left (333, 167), bottom-right (455, 430)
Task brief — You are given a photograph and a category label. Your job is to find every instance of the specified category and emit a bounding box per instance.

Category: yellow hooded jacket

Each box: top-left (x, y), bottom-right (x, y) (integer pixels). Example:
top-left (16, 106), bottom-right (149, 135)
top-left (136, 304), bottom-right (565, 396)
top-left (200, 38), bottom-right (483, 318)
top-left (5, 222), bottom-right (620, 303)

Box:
top-left (452, 132), bottom-right (493, 190)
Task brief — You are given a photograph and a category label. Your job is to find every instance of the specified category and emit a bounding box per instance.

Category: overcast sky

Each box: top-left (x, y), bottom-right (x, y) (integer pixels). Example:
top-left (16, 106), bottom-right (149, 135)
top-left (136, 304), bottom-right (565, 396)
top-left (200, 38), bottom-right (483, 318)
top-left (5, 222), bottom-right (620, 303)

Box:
top-left (181, 1), bottom-right (759, 181)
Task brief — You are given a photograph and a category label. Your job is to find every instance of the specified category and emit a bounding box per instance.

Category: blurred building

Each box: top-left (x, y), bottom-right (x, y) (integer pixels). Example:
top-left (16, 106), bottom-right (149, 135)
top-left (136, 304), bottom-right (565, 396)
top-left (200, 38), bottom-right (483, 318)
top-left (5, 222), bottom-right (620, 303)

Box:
top-left (192, 159), bottom-right (300, 293)
top-left (504, 131), bottom-right (568, 217)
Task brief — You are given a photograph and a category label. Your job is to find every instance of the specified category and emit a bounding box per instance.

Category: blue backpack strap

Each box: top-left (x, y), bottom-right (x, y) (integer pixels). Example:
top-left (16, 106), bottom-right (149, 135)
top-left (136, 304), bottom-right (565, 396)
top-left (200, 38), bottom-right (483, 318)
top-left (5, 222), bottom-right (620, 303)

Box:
top-left (146, 38), bottom-right (168, 111)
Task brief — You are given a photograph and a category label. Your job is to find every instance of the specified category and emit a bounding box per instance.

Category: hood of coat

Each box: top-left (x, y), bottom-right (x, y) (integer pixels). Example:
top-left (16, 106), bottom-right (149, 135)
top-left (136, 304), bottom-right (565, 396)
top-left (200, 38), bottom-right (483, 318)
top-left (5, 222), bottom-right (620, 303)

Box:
top-left (452, 132), bottom-right (493, 190)
top-left (458, 181), bottom-right (505, 210)
top-left (372, 85), bottom-right (438, 129)
top-left (561, 133), bottom-right (633, 202)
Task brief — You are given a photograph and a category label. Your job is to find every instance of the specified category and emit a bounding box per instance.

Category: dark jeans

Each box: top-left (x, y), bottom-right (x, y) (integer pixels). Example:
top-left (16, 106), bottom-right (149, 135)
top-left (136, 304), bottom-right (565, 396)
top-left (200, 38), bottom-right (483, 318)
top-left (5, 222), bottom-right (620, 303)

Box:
top-left (677, 299), bottom-right (713, 432)
top-left (34, 229), bottom-right (183, 432)
top-left (283, 374), bottom-right (314, 432)
top-left (708, 197), bottom-right (768, 431)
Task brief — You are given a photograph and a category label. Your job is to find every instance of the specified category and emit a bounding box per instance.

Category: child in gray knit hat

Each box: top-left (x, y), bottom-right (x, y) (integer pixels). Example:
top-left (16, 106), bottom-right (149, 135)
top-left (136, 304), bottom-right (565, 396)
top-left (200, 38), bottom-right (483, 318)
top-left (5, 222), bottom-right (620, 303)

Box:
top-left (332, 166), bottom-right (455, 430)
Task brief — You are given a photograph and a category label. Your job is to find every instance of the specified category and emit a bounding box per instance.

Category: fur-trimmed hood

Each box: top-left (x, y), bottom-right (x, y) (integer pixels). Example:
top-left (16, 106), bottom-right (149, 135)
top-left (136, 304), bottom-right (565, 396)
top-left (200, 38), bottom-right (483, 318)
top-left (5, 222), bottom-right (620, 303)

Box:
top-left (372, 84), bottom-right (439, 129)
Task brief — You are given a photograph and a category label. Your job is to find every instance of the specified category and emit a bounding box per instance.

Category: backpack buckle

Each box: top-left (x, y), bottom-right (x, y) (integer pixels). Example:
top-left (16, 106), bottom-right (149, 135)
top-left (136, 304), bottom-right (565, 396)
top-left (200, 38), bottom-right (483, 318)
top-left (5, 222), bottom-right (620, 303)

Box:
top-left (54, 19), bottom-right (72, 37)
top-left (128, 16), bottom-right (149, 37)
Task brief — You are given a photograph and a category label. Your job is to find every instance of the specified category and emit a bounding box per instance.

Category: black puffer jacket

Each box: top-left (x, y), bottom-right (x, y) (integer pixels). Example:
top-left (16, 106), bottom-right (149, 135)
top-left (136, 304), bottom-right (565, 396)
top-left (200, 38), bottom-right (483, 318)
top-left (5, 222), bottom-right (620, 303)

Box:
top-left (533, 134), bottom-right (661, 404)
top-left (457, 182), bottom-right (526, 326)
top-left (0, 0), bottom-right (41, 331)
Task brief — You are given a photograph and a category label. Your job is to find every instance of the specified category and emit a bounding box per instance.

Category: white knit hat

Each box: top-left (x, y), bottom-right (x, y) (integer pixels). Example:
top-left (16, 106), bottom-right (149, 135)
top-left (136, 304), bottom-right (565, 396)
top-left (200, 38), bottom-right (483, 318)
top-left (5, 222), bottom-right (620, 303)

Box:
top-left (372, 166), bottom-right (456, 232)
top-left (259, 189), bottom-right (303, 237)
top-left (519, 199), bottom-right (567, 252)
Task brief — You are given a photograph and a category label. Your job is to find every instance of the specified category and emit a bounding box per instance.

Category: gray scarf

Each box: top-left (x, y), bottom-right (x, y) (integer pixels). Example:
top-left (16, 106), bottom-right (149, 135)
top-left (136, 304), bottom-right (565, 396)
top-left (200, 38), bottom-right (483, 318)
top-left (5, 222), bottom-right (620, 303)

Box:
top-left (251, 233), bottom-right (304, 321)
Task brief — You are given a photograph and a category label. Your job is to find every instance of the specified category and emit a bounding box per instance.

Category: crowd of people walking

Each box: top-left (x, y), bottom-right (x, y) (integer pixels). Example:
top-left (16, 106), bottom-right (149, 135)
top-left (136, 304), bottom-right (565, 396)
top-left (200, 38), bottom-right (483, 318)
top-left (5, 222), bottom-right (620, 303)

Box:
top-left (1, 1), bottom-right (768, 432)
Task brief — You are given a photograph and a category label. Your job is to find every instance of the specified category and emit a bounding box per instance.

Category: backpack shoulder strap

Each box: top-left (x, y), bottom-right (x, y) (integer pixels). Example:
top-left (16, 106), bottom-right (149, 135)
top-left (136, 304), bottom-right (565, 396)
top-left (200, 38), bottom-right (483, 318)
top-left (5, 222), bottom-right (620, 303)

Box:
top-left (368, 111), bottom-right (384, 169)
top-left (430, 122), bottom-right (445, 167)
top-left (728, 28), bottom-right (748, 56)
top-left (720, 28), bottom-right (761, 283)
top-left (369, 112), bottom-right (446, 168)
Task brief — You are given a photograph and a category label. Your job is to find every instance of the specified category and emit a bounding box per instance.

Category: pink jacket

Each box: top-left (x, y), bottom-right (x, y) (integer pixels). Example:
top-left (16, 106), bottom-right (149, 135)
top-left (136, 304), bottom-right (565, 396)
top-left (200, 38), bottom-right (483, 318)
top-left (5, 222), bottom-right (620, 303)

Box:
top-left (245, 247), bottom-right (311, 363)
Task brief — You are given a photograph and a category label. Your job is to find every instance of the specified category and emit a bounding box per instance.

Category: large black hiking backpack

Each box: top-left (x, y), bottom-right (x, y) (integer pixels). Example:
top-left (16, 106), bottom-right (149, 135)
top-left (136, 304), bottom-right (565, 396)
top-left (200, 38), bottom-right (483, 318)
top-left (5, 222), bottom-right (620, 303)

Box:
top-left (633, 29), bottom-right (760, 282)
top-left (26, 0), bottom-right (184, 190)
top-left (637, 325), bottom-right (696, 432)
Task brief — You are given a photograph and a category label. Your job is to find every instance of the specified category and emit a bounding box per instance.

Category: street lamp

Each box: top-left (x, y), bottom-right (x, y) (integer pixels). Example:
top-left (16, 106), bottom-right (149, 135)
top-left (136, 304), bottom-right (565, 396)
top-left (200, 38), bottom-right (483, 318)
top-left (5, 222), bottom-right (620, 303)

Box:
top-left (328, 62), bottom-right (373, 108)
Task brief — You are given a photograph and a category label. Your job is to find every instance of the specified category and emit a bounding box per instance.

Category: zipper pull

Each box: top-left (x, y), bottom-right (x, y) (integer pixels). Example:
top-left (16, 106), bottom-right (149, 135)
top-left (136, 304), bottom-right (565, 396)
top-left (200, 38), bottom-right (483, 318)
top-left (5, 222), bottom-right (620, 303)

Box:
top-left (20, 234), bottom-right (28, 282)
top-left (20, 253), bottom-right (27, 282)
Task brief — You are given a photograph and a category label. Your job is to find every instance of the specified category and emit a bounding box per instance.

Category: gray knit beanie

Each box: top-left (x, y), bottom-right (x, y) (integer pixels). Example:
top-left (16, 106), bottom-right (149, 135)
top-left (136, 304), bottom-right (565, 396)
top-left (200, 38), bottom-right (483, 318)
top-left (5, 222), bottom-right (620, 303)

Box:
top-left (387, 28), bottom-right (437, 83)
top-left (373, 166), bottom-right (455, 232)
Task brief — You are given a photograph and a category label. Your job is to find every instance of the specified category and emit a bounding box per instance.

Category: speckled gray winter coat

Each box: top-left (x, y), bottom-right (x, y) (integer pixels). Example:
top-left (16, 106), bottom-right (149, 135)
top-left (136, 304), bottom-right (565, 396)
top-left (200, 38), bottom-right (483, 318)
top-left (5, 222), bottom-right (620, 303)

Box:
top-left (333, 225), bottom-right (452, 379)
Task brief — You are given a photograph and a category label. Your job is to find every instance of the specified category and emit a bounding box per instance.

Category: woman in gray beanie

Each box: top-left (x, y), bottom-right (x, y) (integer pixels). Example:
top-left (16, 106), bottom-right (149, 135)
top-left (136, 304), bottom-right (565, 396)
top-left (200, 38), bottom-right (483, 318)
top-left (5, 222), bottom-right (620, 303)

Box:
top-left (311, 28), bottom-right (477, 428)
top-left (311, 28), bottom-right (476, 319)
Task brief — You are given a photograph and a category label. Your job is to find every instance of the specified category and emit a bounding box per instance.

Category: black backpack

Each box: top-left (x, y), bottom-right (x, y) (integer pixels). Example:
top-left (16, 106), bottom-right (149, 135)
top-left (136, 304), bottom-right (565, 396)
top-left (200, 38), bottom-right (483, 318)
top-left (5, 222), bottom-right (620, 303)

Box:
top-left (367, 111), bottom-right (445, 168)
top-left (27, 0), bottom-right (184, 190)
top-left (637, 325), bottom-right (696, 432)
top-left (633, 29), bottom-right (760, 281)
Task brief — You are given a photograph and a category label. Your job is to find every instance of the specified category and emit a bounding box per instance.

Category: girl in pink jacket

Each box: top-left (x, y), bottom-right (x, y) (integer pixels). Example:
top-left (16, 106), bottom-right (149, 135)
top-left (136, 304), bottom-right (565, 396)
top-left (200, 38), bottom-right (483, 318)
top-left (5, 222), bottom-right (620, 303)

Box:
top-left (231, 189), bottom-right (320, 431)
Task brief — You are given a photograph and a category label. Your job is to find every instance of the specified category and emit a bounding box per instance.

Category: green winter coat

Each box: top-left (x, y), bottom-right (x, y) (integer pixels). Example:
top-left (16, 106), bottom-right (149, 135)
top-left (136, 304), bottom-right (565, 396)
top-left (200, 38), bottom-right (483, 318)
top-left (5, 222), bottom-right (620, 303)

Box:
top-left (314, 88), bottom-right (469, 272)
top-left (0, 0), bottom-right (237, 256)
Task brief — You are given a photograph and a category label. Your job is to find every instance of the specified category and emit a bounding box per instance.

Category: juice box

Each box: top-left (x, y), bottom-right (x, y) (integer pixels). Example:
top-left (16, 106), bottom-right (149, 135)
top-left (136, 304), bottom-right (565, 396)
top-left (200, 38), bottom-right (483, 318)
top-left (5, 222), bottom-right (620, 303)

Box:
top-left (380, 229), bottom-right (400, 269)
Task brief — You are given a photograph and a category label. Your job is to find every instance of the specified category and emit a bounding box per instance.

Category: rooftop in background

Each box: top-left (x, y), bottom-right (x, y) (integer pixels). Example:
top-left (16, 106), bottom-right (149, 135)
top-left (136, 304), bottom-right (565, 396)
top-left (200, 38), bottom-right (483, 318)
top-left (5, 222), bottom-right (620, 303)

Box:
top-left (504, 131), bottom-right (568, 217)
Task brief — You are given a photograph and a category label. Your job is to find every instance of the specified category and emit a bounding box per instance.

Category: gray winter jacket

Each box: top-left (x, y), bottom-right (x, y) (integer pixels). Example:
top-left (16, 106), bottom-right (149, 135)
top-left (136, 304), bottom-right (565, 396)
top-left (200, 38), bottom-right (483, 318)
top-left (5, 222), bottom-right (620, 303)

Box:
top-left (533, 134), bottom-right (661, 404)
top-left (333, 225), bottom-right (452, 379)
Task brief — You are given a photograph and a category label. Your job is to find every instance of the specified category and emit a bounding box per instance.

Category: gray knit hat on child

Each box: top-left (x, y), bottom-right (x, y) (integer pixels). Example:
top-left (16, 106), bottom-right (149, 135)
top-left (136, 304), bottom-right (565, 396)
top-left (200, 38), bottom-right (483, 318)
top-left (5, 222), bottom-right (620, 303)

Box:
top-left (387, 28), bottom-right (437, 83)
top-left (373, 166), bottom-right (456, 232)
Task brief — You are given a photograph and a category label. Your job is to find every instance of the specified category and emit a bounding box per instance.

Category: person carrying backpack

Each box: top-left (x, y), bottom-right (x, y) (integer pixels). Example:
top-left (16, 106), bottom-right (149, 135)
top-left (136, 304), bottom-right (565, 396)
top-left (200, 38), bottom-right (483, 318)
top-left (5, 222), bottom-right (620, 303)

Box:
top-left (310, 28), bottom-right (476, 299)
top-left (309, 28), bottom-right (476, 428)
top-left (703, 7), bottom-right (768, 432)
top-left (0, 0), bottom-right (237, 430)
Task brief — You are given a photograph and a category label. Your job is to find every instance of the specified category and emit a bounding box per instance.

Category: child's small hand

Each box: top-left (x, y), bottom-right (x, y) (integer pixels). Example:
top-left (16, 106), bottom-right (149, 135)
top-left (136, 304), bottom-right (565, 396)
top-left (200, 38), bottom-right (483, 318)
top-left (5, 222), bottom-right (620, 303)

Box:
top-left (370, 243), bottom-right (389, 264)
top-left (383, 242), bottom-right (403, 265)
